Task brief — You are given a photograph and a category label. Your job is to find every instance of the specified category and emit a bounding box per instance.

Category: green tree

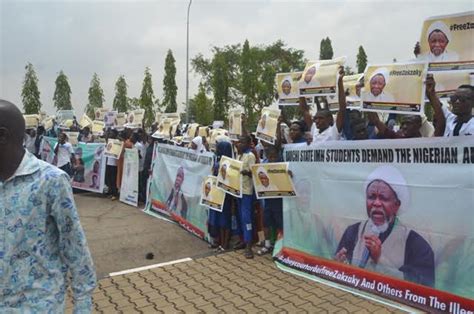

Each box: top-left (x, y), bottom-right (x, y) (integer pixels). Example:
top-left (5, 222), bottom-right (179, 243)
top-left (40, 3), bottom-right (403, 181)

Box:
top-left (162, 50), bottom-right (178, 113)
top-left (192, 40), bottom-right (305, 127)
top-left (53, 70), bottom-right (72, 110)
top-left (211, 52), bottom-right (229, 121)
top-left (139, 67), bottom-right (155, 128)
top-left (193, 84), bottom-right (213, 125)
top-left (319, 37), bottom-right (334, 60)
top-left (128, 97), bottom-right (140, 109)
top-left (85, 73), bottom-right (105, 119)
top-left (356, 45), bottom-right (368, 73)
top-left (21, 62), bottom-right (42, 114)
top-left (241, 39), bottom-right (258, 127)
top-left (113, 75), bottom-right (129, 112)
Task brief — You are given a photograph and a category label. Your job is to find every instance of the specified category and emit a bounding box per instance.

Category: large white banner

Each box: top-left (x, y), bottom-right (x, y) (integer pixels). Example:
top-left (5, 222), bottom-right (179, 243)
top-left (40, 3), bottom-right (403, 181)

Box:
top-left (276, 137), bottom-right (474, 312)
top-left (120, 148), bottom-right (139, 207)
top-left (144, 144), bottom-right (214, 239)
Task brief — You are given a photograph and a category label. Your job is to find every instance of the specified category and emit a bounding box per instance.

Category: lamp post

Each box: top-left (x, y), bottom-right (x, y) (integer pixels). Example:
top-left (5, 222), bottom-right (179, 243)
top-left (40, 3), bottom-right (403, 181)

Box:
top-left (185, 0), bottom-right (192, 124)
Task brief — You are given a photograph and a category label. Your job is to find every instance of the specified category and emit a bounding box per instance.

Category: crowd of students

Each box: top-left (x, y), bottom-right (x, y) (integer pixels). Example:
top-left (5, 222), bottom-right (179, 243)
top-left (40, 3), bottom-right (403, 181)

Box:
top-left (23, 71), bottom-right (473, 260)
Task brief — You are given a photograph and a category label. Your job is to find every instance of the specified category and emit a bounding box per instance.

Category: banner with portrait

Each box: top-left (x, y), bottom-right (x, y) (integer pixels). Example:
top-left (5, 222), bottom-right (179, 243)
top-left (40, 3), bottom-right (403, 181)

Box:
top-left (40, 137), bottom-right (106, 194)
top-left (104, 139), bottom-right (124, 159)
top-left (120, 148), bottom-right (139, 207)
top-left (275, 137), bottom-right (474, 312)
top-left (361, 62), bottom-right (428, 115)
top-left (216, 156), bottom-right (243, 198)
top-left (228, 109), bottom-right (242, 140)
top-left (256, 107), bottom-right (281, 145)
top-left (71, 142), bottom-right (106, 193)
top-left (200, 176), bottom-right (226, 212)
top-left (251, 162), bottom-right (296, 199)
top-left (298, 57), bottom-right (346, 97)
top-left (23, 114), bottom-right (39, 129)
top-left (144, 144), bottom-right (214, 239)
top-left (418, 11), bottom-right (474, 71)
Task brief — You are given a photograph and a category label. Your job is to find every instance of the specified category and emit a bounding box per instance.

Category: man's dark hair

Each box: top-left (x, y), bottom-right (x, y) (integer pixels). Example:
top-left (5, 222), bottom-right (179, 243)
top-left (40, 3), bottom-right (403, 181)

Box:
top-left (291, 120), bottom-right (306, 133)
top-left (457, 84), bottom-right (474, 94)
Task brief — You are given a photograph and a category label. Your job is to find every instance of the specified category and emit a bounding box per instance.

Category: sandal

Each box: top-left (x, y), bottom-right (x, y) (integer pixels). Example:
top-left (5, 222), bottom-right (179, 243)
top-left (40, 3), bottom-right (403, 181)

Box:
top-left (257, 246), bottom-right (273, 256)
top-left (208, 243), bottom-right (219, 249)
top-left (244, 249), bottom-right (254, 259)
top-left (215, 245), bottom-right (226, 253)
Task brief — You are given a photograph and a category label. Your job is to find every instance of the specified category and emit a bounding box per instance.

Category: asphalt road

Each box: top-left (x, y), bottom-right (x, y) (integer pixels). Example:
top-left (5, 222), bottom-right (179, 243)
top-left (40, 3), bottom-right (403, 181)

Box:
top-left (74, 192), bottom-right (210, 279)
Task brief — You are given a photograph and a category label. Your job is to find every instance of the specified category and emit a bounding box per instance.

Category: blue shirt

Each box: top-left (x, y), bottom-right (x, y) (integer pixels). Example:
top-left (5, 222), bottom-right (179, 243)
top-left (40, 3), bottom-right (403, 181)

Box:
top-left (0, 151), bottom-right (96, 313)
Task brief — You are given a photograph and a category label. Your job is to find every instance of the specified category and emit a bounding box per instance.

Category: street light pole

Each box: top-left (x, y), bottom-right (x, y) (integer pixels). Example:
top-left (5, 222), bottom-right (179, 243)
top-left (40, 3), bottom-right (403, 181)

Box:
top-left (185, 0), bottom-right (192, 124)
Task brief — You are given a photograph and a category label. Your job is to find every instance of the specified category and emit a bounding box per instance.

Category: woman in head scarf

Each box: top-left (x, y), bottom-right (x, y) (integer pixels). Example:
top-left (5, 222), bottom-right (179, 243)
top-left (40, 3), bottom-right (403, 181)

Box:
top-left (208, 138), bottom-right (233, 251)
top-left (191, 136), bottom-right (206, 153)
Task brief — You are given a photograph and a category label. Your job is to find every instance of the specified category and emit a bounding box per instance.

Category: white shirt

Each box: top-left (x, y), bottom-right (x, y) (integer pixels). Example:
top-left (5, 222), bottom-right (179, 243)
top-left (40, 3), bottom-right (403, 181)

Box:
top-left (134, 142), bottom-right (146, 171)
top-left (106, 157), bottom-right (117, 166)
top-left (442, 106), bottom-right (474, 137)
top-left (311, 123), bottom-right (341, 144)
top-left (362, 91), bottom-right (395, 103)
top-left (419, 51), bottom-right (459, 63)
top-left (54, 142), bottom-right (74, 167)
top-left (24, 134), bottom-right (36, 154)
top-left (258, 183), bottom-right (278, 192)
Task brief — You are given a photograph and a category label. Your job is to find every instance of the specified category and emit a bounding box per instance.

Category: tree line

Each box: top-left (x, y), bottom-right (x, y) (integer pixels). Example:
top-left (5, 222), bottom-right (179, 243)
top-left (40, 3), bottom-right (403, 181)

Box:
top-left (22, 38), bottom-right (368, 128)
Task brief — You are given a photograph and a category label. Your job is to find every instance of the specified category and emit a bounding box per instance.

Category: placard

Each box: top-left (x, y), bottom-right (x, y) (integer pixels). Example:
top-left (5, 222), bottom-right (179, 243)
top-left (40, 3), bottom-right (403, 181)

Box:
top-left (216, 156), bottom-right (243, 198)
top-left (418, 11), bottom-right (474, 71)
top-left (228, 109), bottom-right (242, 140)
top-left (299, 57), bottom-right (346, 96)
top-left (361, 62), bottom-right (427, 115)
top-left (256, 107), bottom-right (281, 144)
top-left (200, 176), bottom-right (226, 212)
top-left (104, 139), bottom-right (124, 159)
top-left (251, 162), bottom-right (296, 199)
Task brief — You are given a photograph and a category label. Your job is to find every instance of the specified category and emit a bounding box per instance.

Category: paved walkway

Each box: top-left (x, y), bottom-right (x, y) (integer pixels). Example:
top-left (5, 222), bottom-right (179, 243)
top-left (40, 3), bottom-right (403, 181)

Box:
top-left (66, 251), bottom-right (408, 313)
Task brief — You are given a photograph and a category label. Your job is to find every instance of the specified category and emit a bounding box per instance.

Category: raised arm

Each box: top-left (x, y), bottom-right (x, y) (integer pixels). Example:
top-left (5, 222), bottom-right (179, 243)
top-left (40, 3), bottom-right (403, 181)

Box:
top-left (335, 66), bottom-right (347, 132)
top-left (425, 74), bottom-right (446, 137)
top-left (298, 96), bottom-right (313, 131)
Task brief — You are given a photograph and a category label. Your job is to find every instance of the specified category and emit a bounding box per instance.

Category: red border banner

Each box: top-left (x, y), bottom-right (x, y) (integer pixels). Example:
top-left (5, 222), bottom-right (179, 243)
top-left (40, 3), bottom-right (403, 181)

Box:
top-left (275, 247), bottom-right (474, 313)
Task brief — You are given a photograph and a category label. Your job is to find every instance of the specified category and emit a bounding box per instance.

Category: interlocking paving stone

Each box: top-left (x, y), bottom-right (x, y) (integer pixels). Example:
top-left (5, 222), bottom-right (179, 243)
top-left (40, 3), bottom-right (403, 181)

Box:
top-left (66, 251), bottom-right (407, 313)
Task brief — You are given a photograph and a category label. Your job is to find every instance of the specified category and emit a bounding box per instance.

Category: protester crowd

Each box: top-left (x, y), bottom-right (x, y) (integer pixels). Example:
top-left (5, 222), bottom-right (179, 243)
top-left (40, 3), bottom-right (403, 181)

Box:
top-left (23, 70), bottom-right (474, 263)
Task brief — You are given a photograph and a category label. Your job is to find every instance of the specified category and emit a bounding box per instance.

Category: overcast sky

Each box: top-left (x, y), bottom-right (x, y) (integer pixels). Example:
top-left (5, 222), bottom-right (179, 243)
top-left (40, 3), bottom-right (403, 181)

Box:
top-left (1, 0), bottom-right (472, 114)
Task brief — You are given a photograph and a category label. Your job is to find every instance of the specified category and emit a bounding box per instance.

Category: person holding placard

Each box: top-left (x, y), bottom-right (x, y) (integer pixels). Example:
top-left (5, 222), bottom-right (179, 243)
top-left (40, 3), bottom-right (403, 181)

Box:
top-left (300, 66), bottom-right (347, 144)
top-left (234, 135), bottom-right (256, 259)
top-left (208, 139), bottom-right (233, 252)
top-left (256, 146), bottom-right (285, 256)
top-left (53, 132), bottom-right (74, 176)
top-left (442, 84), bottom-right (474, 136)
top-left (105, 129), bottom-right (119, 200)
top-left (367, 74), bottom-right (446, 138)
